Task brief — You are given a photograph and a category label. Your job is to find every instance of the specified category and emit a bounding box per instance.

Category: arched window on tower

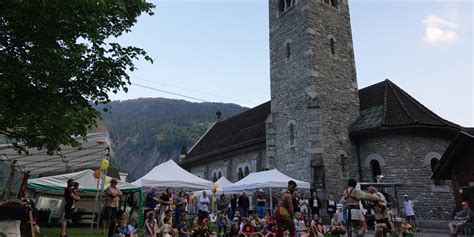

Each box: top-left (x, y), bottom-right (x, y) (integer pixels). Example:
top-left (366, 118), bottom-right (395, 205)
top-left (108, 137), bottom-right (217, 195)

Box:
top-left (289, 123), bottom-right (295, 147)
top-left (212, 173), bottom-right (217, 182)
top-left (278, 0), bottom-right (295, 13)
top-left (218, 171), bottom-right (222, 179)
top-left (278, 0), bottom-right (285, 13)
top-left (238, 168), bottom-right (244, 180)
top-left (244, 166), bottom-right (250, 177)
top-left (370, 160), bottom-right (382, 182)
top-left (330, 38), bottom-right (336, 56)
top-left (322, 0), bottom-right (338, 8)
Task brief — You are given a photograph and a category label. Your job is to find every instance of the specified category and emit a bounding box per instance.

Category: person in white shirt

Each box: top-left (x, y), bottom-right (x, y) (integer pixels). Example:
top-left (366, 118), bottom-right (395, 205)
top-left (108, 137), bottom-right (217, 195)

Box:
top-left (199, 191), bottom-right (210, 217)
top-left (403, 194), bottom-right (420, 231)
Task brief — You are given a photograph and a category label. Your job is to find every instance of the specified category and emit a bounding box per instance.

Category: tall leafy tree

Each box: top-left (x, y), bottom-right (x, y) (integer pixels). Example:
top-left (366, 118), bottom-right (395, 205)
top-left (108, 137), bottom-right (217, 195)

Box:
top-left (0, 1), bottom-right (154, 153)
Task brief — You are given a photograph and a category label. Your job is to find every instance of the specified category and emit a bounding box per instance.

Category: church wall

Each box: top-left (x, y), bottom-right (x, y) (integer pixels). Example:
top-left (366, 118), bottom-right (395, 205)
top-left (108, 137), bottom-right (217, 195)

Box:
top-left (358, 134), bottom-right (454, 220)
top-left (188, 149), bottom-right (266, 183)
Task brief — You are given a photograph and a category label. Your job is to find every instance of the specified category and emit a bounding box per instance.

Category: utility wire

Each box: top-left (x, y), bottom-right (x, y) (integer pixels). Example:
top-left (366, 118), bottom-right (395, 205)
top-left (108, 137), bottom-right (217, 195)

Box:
top-left (131, 83), bottom-right (211, 103)
top-left (132, 77), bottom-right (257, 105)
top-left (131, 82), bottom-right (300, 121)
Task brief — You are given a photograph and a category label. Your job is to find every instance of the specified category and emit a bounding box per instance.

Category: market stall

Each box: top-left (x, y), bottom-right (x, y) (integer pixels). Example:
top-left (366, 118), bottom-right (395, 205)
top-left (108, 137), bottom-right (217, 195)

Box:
top-left (132, 159), bottom-right (213, 189)
top-left (223, 169), bottom-right (310, 211)
top-left (27, 169), bottom-right (143, 226)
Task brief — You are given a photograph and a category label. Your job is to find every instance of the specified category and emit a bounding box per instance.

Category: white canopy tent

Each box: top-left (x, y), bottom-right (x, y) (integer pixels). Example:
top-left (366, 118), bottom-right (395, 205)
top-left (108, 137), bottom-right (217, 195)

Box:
top-left (132, 159), bottom-right (213, 189)
top-left (0, 132), bottom-right (111, 175)
top-left (193, 176), bottom-right (235, 196)
top-left (27, 169), bottom-right (139, 193)
top-left (28, 169), bottom-right (144, 227)
top-left (223, 169), bottom-right (310, 192)
top-left (222, 169), bottom-right (311, 212)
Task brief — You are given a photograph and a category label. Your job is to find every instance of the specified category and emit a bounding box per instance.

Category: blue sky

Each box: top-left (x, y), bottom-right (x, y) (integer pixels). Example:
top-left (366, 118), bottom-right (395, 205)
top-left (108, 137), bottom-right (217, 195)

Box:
top-left (110, 0), bottom-right (473, 127)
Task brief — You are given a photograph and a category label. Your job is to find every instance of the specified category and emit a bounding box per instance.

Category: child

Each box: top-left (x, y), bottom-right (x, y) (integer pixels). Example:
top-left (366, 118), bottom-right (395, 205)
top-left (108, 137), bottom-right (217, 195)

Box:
top-left (127, 217), bottom-right (139, 237)
top-left (264, 211), bottom-right (272, 224)
top-left (229, 217), bottom-right (241, 237)
top-left (178, 212), bottom-right (191, 237)
top-left (330, 213), bottom-right (346, 236)
top-left (401, 218), bottom-right (413, 237)
top-left (160, 216), bottom-right (172, 237)
top-left (309, 214), bottom-right (323, 237)
top-left (240, 218), bottom-right (255, 236)
top-left (316, 216), bottom-right (325, 236)
top-left (294, 212), bottom-right (307, 237)
top-left (71, 182), bottom-right (80, 209)
top-left (145, 211), bottom-right (158, 237)
top-left (114, 217), bottom-right (133, 237)
top-left (259, 219), bottom-right (269, 236)
top-left (234, 210), bottom-right (242, 223)
top-left (217, 211), bottom-right (229, 237)
top-left (192, 213), bottom-right (209, 237)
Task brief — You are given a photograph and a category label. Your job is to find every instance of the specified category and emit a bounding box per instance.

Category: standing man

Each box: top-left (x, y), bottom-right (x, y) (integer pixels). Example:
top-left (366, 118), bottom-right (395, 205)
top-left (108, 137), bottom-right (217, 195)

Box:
top-left (230, 194), bottom-right (237, 218)
top-left (343, 178), bottom-right (380, 237)
top-left (256, 189), bottom-right (267, 218)
top-left (159, 187), bottom-right (172, 221)
top-left (199, 191), bottom-right (210, 218)
top-left (275, 180), bottom-right (297, 237)
top-left (403, 194), bottom-right (420, 232)
top-left (145, 187), bottom-right (159, 212)
top-left (103, 178), bottom-right (123, 237)
top-left (61, 179), bottom-right (79, 237)
top-left (369, 186), bottom-right (391, 236)
top-left (239, 191), bottom-right (250, 217)
top-left (309, 191), bottom-right (321, 217)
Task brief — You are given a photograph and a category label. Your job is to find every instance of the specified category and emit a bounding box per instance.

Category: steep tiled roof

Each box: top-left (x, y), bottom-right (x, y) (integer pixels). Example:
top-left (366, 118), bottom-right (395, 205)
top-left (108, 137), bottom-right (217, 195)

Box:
top-left (182, 101), bottom-right (270, 165)
top-left (351, 79), bottom-right (460, 135)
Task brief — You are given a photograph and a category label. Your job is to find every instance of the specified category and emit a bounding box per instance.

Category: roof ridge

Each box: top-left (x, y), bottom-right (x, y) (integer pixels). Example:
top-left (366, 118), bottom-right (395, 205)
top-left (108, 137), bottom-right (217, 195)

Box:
top-left (390, 81), bottom-right (457, 127)
top-left (219, 101), bottom-right (270, 124)
top-left (381, 80), bottom-right (389, 125)
top-left (387, 81), bottom-right (418, 123)
top-left (187, 121), bottom-right (217, 154)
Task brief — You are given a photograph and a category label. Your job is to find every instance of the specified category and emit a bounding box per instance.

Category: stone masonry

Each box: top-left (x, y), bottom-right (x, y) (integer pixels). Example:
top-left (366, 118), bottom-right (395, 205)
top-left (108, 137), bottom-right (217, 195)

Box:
top-left (358, 133), bottom-right (455, 220)
top-left (266, 0), bottom-right (360, 197)
top-left (188, 149), bottom-right (265, 182)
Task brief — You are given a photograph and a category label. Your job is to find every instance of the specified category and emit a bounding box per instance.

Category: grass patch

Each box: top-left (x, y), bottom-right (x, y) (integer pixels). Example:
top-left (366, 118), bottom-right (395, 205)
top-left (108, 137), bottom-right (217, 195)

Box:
top-left (39, 227), bottom-right (112, 237)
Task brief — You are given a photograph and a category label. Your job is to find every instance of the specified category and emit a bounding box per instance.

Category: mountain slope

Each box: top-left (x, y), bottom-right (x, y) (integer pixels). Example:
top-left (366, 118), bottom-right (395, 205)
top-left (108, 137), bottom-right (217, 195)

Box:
top-left (99, 98), bottom-right (246, 180)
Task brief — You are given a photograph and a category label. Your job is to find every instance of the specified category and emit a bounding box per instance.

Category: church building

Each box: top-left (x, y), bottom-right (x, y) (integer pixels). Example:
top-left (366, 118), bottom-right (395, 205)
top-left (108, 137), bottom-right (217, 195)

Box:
top-left (180, 0), bottom-right (471, 223)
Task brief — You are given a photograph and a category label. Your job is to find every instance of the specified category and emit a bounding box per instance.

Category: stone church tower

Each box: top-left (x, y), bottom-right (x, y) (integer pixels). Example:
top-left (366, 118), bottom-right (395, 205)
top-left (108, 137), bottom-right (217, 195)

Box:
top-left (266, 0), bottom-right (360, 196)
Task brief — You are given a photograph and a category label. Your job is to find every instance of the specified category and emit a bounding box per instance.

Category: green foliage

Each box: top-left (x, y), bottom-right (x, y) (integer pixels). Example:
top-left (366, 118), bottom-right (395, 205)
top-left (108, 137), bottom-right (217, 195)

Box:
top-left (0, 1), bottom-right (154, 153)
top-left (98, 98), bottom-right (246, 179)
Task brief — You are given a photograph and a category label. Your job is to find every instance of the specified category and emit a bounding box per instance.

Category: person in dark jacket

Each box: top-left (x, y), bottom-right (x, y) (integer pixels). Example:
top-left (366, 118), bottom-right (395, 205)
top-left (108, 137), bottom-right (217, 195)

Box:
top-left (217, 194), bottom-right (229, 212)
top-left (238, 192), bottom-right (250, 217)
top-left (309, 191), bottom-right (321, 217)
top-left (230, 194), bottom-right (238, 218)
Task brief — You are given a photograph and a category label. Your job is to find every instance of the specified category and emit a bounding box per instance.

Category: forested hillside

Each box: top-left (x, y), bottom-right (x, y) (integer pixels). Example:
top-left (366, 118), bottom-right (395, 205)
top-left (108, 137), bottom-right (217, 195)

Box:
top-left (98, 98), bottom-right (246, 180)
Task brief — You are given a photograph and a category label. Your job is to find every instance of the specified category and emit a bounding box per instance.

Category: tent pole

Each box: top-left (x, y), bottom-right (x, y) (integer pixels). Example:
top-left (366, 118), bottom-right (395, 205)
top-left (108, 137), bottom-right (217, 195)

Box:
top-left (91, 170), bottom-right (101, 230)
top-left (138, 190), bottom-right (143, 227)
top-left (269, 186), bottom-right (273, 216)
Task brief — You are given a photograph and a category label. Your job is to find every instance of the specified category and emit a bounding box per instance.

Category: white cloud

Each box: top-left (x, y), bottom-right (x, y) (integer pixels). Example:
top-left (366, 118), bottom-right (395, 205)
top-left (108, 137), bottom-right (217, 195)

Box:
top-left (422, 15), bottom-right (459, 44)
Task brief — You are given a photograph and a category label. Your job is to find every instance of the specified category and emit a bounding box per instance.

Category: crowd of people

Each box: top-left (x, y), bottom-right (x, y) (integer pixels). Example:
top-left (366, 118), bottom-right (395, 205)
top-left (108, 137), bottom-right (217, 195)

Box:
top-left (60, 177), bottom-right (473, 237)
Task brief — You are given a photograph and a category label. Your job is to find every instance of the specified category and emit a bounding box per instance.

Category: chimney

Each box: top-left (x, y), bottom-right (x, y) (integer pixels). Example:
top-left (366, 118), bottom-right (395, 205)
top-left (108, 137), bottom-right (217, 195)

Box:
top-left (215, 111), bottom-right (222, 122)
